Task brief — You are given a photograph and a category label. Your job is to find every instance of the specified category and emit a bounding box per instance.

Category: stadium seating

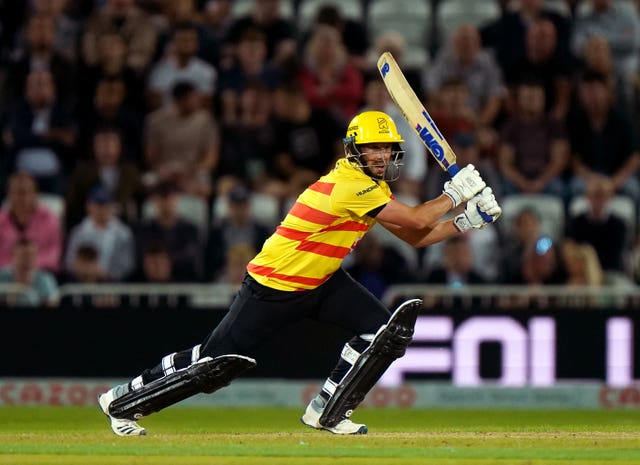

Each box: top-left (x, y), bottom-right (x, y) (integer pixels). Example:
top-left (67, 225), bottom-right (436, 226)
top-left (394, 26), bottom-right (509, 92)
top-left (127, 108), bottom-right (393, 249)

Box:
top-left (435, 0), bottom-right (501, 45)
top-left (212, 192), bottom-right (282, 228)
top-left (297, 0), bottom-right (365, 31)
top-left (500, 194), bottom-right (566, 241)
top-left (367, 0), bottom-right (432, 67)
top-left (230, 0), bottom-right (295, 18)
top-left (142, 193), bottom-right (209, 240)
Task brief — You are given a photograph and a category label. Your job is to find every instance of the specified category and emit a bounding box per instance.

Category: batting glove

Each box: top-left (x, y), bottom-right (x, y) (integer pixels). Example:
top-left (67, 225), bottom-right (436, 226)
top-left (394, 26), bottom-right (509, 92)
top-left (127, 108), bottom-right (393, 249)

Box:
top-left (443, 164), bottom-right (487, 208)
top-left (454, 187), bottom-right (502, 232)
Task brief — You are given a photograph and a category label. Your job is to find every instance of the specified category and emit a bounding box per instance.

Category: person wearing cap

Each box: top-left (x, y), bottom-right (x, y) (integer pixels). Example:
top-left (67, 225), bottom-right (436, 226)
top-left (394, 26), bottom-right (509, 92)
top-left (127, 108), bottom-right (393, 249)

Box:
top-left (98, 111), bottom-right (501, 437)
top-left (64, 184), bottom-right (135, 281)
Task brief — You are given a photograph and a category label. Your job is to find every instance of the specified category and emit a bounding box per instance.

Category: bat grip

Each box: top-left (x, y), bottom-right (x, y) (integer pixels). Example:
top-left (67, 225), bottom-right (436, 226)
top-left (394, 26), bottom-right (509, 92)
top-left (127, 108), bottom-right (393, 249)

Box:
top-left (447, 163), bottom-right (494, 223)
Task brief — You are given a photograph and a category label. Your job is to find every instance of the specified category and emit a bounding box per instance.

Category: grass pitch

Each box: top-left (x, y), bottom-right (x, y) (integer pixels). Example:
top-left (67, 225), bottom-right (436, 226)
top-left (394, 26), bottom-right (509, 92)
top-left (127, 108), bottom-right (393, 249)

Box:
top-left (1, 406), bottom-right (639, 464)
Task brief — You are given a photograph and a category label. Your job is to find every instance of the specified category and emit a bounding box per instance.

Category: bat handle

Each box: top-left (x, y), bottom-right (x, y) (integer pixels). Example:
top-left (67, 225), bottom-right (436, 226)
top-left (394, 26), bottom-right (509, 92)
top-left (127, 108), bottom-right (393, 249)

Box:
top-left (446, 163), bottom-right (494, 224)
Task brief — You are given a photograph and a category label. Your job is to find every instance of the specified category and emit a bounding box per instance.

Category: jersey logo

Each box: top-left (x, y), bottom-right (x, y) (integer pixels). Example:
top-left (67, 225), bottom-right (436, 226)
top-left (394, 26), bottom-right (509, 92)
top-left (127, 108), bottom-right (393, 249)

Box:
top-left (356, 184), bottom-right (380, 196)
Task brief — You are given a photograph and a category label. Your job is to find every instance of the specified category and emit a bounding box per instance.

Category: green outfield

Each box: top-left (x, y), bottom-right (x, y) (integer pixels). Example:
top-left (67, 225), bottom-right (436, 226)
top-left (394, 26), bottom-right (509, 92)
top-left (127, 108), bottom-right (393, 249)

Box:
top-left (1, 406), bottom-right (639, 464)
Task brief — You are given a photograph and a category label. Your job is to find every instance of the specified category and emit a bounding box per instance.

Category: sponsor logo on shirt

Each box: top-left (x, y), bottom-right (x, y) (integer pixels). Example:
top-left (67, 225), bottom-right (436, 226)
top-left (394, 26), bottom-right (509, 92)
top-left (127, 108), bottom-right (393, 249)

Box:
top-left (356, 184), bottom-right (380, 196)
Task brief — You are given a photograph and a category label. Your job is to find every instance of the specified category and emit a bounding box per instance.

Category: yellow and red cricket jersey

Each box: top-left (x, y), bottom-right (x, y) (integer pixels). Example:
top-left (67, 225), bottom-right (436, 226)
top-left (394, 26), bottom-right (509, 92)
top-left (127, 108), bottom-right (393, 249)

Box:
top-left (247, 159), bottom-right (392, 291)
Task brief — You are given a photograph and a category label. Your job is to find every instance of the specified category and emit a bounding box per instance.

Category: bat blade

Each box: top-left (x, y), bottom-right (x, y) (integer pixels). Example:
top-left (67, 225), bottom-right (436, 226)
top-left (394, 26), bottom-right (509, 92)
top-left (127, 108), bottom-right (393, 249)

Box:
top-left (377, 51), bottom-right (460, 176)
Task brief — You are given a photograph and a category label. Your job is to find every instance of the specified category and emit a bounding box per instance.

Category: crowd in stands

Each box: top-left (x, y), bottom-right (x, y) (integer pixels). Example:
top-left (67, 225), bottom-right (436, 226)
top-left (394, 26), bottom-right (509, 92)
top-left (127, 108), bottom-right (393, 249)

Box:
top-left (2, 0), bottom-right (640, 306)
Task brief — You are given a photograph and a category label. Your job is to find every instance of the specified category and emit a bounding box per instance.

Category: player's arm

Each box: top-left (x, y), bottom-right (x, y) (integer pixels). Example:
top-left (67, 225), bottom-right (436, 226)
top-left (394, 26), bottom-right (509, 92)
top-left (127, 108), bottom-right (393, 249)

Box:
top-left (374, 163), bottom-right (486, 230)
top-left (378, 216), bottom-right (459, 248)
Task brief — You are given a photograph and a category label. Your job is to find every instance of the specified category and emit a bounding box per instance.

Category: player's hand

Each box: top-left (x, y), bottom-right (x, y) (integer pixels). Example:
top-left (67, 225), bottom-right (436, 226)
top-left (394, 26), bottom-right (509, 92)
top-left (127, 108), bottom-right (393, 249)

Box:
top-left (443, 164), bottom-right (487, 207)
top-left (454, 187), bottom-right (502, 232)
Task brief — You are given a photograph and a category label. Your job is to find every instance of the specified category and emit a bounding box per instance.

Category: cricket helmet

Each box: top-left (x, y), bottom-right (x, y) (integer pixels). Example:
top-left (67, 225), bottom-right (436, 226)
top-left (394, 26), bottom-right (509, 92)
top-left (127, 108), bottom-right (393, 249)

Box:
top-left (343, 111), bottom-right (405, 181)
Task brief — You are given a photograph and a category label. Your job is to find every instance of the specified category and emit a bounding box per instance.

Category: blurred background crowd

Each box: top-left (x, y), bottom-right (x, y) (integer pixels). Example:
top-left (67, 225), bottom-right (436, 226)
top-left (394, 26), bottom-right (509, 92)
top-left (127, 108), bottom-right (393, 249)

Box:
top-left (2, 0), bottom-right (640, 306)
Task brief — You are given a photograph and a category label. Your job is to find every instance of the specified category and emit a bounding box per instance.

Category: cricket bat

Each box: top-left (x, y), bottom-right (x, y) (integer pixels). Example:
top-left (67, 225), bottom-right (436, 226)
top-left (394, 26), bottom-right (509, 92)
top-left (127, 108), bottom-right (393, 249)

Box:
top-left (377, 51), bottom-right (492, 221)
top-left (377, 51), bottom-right (460, 177)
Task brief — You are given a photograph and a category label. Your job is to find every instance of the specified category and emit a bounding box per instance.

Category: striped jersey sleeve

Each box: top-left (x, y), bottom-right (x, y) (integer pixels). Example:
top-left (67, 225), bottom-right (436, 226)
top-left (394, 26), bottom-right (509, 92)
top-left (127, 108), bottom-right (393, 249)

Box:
top-left (247, 159), bottom-right (392, 291)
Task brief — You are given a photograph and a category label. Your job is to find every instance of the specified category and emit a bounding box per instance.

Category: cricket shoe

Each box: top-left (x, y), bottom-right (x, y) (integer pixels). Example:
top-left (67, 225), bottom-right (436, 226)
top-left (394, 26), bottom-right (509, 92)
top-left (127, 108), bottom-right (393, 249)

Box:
top-left (98, 385), bottom-right (147, 436)
top-left (300, 397), bottom-right (368, 435)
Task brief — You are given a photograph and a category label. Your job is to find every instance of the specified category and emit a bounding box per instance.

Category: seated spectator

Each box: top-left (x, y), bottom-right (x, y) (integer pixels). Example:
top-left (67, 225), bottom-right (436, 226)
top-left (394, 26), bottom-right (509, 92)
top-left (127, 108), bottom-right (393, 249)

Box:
top-left (519, 236), bottom-right (567, 285)
top-left (65, 126), bottom-right (142, 229)
top-left (0, 172), bottom-right (62, 272)
top-left (500, 207), bottom-right (544, 283)
top-left (3, 13), bottom-right (76, 105)
top-left (81, 0), bottom-right (157, 74)
top-left (506, 18), bottom-right (573, 121)
top-left (64, 185), bottom-right (135, 281)
top-left (561, 240), bottom-right (604, 287)
top-left (268, 83), bottom-right (343, 187)
top-left (571, 0), bottom-right (640, 104)
top-left (135, 181), bottom-right (202, 282)
top-left (1, 69), bottom-right (76, 194)
top-left (425, 235), bottom-right (487, 286)
top-left (304, 4), bottom-right (369, 70)
top-left (565, 176), bottom-right (628, 273)
top-left (77, 76), bottom-right (143, 163)
top-left (297, 24), bottom-right (364, 123)
top-left (218, 28), bottom-right (279, 128)
top-left (0, 238), bottom-right (59, 307)
top-left (214, 243), bottom-right (256, 286)
top-left (497, 78), bottom-right (569, 198)
top-left (206, 184), bottom-right (271, 280)
top-left (427, 78), bottom-right (477, 141)
top-left (139, 243), bottom-right (173, 283)
top-left (80, 32), bottom-right (146, 115)
top-left (144, 81), bottom-right (219, 198)
top-left (64, 244), bottom-right (105, 283)
top-left (345, 232), bottom-right (412, 299)
top-left (567, 71), bottom-right (640, 201)
top-left (224, 0), bottom-right (297, 66)
top-left (425, 23), bottom-right (506, 129)
top-left (147, 22), bottom-right (217, 110)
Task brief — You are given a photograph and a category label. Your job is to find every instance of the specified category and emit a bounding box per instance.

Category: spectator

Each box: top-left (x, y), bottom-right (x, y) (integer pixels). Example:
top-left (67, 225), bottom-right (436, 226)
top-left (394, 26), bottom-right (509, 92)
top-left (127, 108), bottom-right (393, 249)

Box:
top-left (506, 18), bottom-right (573, 121)
top-left (565, 176), bottom-right (628, 273)
top-left (0, 238), bottom-right (59, 306)
top-left (297, 24), bottom-right (364, 123)
top-left (65, 126), bottom-right (142, 229)
top-left (0, 172), bottom-right (62, 272)
top-left (77, 76), bottom-right (143, 162)
top-left (426, 23), bottom-right (506, 129)
top-left (480, 0), bottom-right (572, 78)
top-left (147, 22), bottom-right (217, 110)
top-left (135, 181), bottom-right (202, 282)
top-left (345, 232), bottom-right (411, 299)
top-left (139, 243), bottom-right (173, 283)
top-left (567, 71), bottom-right (640, 201)
top-left (571, 0), bottom-right (640, 102)
top-left (561, 240), bottom-right (604, 286)
top-left (578, 34), bottom-right (629, 113)
top-left (64, 244), bottom-right (105, 283)
top-left (214, 243), bottom-right (256, 286)
top-left (497, 79), bottom-right (569, 198)
top-left (371, 32), bottom-right (423, 99)
top-left (206, 184), bottom-right (271, 280)
top-left (304, 4), bottom-right (369, 70)
top-left (268, 83), bottom-right (343, 187)
top-left (3, 13), bottom-right (76, 105)
top-left (1, 69), bottom-right (76, 194)
top-left (224, 0), bottom-right (297, 66)
top-left (144, 81), bottom-right (219, 198)
top-left (500, 207), bottom-right (544, 283)
top-left (426, 78), bottom-right (477, 141)
top-left (79, 32), bottom-right (146, 117)
top-left (28, 0), bottom-right (80, 63)
top-left (519, 235), bottom-right (566, 285)
top-left (425, 235), bottom-right (487, 286)
top-left (64, 184), bottom-right (135, 281)
top-left (201, 0), bottom-right (234, 68)
top-left (81, 0), bottom-right (157, 74)
top-left (218, 28), bottom-right (279, 128)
